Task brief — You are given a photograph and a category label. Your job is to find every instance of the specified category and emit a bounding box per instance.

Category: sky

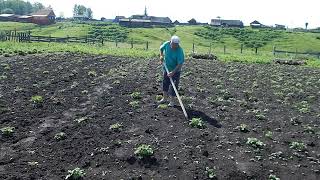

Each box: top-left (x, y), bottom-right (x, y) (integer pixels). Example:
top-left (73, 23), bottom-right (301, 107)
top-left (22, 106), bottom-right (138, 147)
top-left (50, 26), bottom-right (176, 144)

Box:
top-left (28, 0), bottom-right (320, 28)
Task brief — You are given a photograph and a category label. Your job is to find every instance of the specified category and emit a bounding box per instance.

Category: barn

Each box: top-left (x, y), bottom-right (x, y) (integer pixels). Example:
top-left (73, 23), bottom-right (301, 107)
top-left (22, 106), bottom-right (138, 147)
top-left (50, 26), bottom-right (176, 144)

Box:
top-left (211, 19), bottom-right (244, 28)
top-left (31, 9), bottom-right (56, 25)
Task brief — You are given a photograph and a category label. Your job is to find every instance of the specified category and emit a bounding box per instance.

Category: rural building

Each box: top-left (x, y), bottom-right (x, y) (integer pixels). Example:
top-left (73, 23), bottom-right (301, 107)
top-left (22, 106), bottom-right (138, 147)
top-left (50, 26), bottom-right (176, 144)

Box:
top-left (211, 19), bottom-right (244, 28)
top-left (118, 7), bottom-right (172, 28)
top-left (250, 20), bottom-right (263, 28)
top-left (149, 16), bottom-right (172, 26)
top-left (119, 18), bottom-right (152, 28)
top-left (73, 15), bottom-right (89, 21)
top-left (275, 24), bottom-right (286, 30)
top-left (173, 20), bottom-right (180, 25)
top-left (31, 8), bottom-right (56, 25)
top-left (0, 14), bottom-right (18, 21)
top-left (188, 18), bottom-right (197, 25)
top-left (113, 16), bottom-right (126, 23)
top-left (18, 15), bottom-right (33, 23)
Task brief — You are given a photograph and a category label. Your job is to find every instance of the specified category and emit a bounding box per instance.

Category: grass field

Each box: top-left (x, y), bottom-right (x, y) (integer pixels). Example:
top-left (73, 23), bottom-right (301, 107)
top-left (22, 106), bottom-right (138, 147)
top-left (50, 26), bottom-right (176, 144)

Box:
top-left (0, 21), bottom-right (320, 66)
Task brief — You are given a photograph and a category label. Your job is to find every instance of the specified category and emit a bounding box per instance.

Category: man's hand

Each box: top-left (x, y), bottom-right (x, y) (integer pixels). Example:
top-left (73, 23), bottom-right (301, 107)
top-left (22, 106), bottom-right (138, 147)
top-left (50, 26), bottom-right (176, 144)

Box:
top-left (167, 71), bottom-right (175, 77)
top-left (160, 55), bottom-right (164, 63)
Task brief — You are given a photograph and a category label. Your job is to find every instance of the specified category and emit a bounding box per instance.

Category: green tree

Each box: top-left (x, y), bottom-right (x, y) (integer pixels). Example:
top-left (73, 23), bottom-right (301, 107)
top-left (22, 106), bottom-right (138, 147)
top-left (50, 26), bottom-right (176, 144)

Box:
top-left (0, 0), bottom-right (44, 15)
top-left (86, 8), bottom-right (92, 19)
top-left (32, 2), bottom-right (44, 12)
top-left (1, 7), bottom-right (13, 14)
top-left (305, 22), bottom-right (309, 30)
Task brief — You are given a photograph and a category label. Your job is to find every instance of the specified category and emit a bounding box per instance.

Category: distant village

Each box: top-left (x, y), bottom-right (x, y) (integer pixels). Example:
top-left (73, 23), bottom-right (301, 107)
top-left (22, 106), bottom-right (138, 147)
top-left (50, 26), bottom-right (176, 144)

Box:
top-left (0, 7), bottom-right (287, 30)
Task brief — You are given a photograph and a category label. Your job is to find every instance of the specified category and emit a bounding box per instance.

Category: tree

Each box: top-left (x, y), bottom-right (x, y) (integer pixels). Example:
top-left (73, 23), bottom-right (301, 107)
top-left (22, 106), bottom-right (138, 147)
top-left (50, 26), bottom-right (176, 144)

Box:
top-left (188, 18), bottom-right (197, 25)
top-left (305, 22), bottom-right (309, 30)
top-left (73, 4), bottom-right (93, 19)
top-left (86, 8), bottom-right (92, 19)
top-left (1, 8), bottom-right (14, 14)
top-left (0, 0), bottom-right (45, 15)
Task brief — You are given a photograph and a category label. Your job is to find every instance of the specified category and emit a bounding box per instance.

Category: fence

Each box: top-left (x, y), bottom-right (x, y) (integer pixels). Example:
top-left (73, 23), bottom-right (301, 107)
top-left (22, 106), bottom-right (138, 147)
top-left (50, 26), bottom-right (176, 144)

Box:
top-left (0, 30), bottom-right (152, 50)
top-left (1, 30), bottom-right (320, 58)
top-left (273, 46), bottom-right (320, 59)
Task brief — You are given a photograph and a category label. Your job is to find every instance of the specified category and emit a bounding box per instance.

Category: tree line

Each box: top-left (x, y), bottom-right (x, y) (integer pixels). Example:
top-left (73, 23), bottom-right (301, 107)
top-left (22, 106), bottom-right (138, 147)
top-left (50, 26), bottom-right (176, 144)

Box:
top-left (0, 0), bottom-right (45, 15)
top-left (73, 4), bottom-right (93, 19)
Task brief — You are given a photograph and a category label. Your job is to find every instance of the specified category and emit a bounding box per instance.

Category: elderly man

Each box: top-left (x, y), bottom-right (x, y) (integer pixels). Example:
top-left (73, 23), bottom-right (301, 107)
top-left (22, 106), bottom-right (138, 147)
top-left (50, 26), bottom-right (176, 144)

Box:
top-left (159, 35), bottom-right (185, 107)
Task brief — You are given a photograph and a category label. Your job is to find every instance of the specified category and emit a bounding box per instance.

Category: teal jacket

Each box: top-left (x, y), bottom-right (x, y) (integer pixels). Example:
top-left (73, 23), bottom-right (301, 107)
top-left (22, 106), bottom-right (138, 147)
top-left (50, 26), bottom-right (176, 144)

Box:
top-left (160, 41), bottom-right (184, 72)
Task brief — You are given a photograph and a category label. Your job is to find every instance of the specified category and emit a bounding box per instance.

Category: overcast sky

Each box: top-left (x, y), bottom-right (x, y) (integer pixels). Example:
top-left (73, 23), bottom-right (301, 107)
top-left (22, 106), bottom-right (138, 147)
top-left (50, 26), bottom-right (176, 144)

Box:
top-left (28, 0), bottom-right (320, 28)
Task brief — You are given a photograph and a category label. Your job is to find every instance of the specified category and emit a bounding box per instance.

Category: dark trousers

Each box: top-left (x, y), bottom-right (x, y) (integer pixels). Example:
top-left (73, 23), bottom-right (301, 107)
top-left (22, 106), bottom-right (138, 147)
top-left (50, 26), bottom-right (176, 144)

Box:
top-left (162, 71), bottom-right (181, 97)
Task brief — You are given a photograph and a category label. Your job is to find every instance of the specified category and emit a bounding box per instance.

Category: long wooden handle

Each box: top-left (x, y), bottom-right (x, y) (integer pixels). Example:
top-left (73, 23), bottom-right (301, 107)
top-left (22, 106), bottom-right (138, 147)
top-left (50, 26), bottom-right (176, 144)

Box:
top-left (163, 63), bottom-right (188, 119)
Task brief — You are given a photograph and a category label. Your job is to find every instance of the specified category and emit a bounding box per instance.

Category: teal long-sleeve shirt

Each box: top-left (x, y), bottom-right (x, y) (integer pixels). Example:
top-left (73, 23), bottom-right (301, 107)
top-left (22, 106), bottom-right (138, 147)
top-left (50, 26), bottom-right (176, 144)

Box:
top-left (160, 41), bottom-right (185, 72)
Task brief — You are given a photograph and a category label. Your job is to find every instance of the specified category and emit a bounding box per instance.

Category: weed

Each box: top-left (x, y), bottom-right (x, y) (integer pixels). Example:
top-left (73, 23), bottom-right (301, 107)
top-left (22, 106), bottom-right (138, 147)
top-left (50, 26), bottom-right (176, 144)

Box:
top-left (74, 117), bottom-right (88, 123)
top-left (303, 125), bottom-right (315, 134)
top-left (65, 167), bottom-right (85, 180)
top-left (0, 75), bottom-right (7, 80)
top-left (255, 113), bottom-right (266, 120)
top-left (295, 101), bottom-right (310, 113)
top-left (130, 92), bottom-right (141, 99)
top-left (1, 126), bottom-right (14, 136)
top-left (134, 144), bottom-right (154, 159)
top-left (129, 101), bottom-right (139, 108)
top-left (269, 174), bottom-right (280, 180)
top-left (54, 132), bottom-right (66, 140)
top-left (246, 138), bottom-right (265, 148)
top-left (205, 167), bottom-right (216, 179)
top-left (265, 131), bottom-right (273, 139)
top-left (236, 124), bottom-right (249, 133)
top-left (189, 117), bottom-right (205, 129)
top-left (290, 142), bottom-right (306, 151)
top-left (109, 123), bottom-right (123, 132)
top-left (156, 95), bottom-right (163, 101)
top-left (157, 104), bottom-right (168, 109)
top-left (88, 70), bottom-right (97, 77)
top-left (31, 95), bottom-right (43, 104)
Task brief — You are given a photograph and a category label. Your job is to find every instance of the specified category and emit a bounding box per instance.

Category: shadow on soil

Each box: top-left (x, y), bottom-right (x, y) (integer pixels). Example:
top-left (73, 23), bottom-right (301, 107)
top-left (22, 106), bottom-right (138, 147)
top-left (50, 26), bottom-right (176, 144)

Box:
top-left (175, 106), bottom-right (222, 128)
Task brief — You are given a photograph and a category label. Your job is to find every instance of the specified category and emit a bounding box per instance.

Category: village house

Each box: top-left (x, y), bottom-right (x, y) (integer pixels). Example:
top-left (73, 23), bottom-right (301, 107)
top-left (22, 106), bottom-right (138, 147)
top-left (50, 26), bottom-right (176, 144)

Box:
top-left (0, 8), bottom-right (56, 25)
top-left (275, 24), bottom-right (286, 30)
top-left (250, 20), bottom-right (263, 28)
top-left (0, 14), bottom-right (18, 21)
top-left (211, 19), bottom-right (244, 28)
top-left (118, 7), bottom-right (172, 28)
top-left (31, 8), bottom-right (56, 25)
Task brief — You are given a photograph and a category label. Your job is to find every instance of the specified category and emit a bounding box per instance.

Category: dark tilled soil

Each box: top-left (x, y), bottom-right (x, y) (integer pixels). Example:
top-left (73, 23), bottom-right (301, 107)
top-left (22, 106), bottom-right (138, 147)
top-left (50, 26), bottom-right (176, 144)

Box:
top-left (0, 53), bottom-right (319, 180)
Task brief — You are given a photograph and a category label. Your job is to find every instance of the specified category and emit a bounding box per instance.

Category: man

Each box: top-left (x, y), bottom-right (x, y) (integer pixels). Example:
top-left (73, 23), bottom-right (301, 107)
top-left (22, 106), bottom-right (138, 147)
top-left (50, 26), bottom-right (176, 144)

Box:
top-left (159, 35), bottom-right (185, 107)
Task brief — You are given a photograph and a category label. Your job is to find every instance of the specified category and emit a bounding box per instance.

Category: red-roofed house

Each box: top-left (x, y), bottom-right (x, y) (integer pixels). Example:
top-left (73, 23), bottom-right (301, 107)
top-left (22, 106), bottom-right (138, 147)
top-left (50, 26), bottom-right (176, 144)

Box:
top-left (31, 8), bottom-right (56, 25)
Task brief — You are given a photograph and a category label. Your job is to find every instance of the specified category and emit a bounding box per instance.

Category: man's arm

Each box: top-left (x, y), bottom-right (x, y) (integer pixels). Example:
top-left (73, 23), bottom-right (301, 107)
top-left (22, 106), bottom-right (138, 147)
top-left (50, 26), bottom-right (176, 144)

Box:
top-left (172, 64), bottom-right (182, 73)
top-left (160, 50), bottom-right (164, 63)
top-left (159, 42), bottom-right (167, 63)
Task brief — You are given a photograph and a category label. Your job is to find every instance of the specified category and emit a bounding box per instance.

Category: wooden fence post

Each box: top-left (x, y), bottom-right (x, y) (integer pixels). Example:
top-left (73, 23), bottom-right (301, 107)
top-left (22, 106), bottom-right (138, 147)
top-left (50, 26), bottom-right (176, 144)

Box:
top-left (28, 31), bottom-right (31, 43)
top-left (131, 39), bottom-right (133, 49)
top-left (14, 29), bottom-right (17, 42)
top-left (192, 41), bottom-right (195, 54)
top-left (116, 39), bottom-right (118, 47)
top-left (146, 41), bottom-right (149, 50)
top-left (224, 45), bottom-right (226, 54)
top-left (9, 31), bottom-right (12, 41)
top-left (255, 47), bottom-right (258, 54)
top-left (101, 37), bottom-right (104, 45)
top-left (240, 44), bottom-right (243, 54)
top-left (273, 46), bottom-right (276, 56)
